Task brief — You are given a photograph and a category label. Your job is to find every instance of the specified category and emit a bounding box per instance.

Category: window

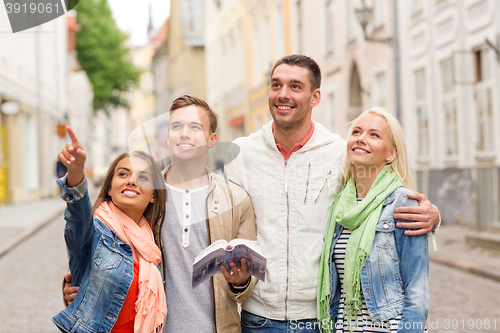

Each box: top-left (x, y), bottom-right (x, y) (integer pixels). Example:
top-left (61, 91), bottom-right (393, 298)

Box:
top-left (328, 92), bottom-right (336, 131)
top-left (415, 69), bottom-right (429, 157)
top-left (23, 114), bottom-right (39, 191)
top-left (275, 3), bottom-right (285, 58)
top-left (252, 23), bottom-right (261, 86)
top-left (373, 71), bottom-right (387, 108)
top-left (263, 15), bottom-right (272, 74)
top-left (441, 60), bottom-right (458, 156)
top-left (296, 0), bottom-right (303, 53)
top-left (373, 0), bottom-right (385, 29)
top-left (346, 0), bottom-right (357, 43)
top-left (474, 47), bottom-right (494, 154)
top-left (412, 0), bottom-right (423, 14)
top-left (325, 0), bottom-right (335, 54)
top-left (476, 88), bottom-right (494, 152)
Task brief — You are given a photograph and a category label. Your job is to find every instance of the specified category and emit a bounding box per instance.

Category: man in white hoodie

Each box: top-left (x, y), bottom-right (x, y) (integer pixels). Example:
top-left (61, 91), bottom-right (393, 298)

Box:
top-left (224, 54), bottom-right (440, 332)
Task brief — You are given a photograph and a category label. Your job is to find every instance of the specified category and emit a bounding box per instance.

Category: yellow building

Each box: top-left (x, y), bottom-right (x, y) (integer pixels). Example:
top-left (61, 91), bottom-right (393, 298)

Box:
top-left (129, 43), bottom-right (157, 131)
top-left (205, 0), bottom-right (290, 141)
top-left (167, 0), bottom-right (206, 104)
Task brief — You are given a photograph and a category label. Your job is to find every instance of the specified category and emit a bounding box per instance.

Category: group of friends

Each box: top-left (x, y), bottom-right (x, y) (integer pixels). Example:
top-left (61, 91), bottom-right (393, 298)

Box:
top-left (52, 54), bottom-right (440, 333)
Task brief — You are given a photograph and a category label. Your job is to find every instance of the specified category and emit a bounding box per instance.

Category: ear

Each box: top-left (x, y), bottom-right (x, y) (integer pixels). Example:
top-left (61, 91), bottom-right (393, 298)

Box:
top-left (310, 89), bottom-right (321, 108)
top-left (149, 195), bottom-right (155, 204)
top-left (386, 148), bottom-right (397, 163)
top-left (208, 132), bottom-right (217, 148)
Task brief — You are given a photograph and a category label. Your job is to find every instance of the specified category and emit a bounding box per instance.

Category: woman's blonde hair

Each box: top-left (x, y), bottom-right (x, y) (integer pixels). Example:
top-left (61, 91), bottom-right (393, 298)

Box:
top-left (339, 107), bottom-right (416, 191)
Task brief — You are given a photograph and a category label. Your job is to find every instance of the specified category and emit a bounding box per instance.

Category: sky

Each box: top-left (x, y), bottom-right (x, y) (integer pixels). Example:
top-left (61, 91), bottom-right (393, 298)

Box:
top-left (108, 0), bottom-right (170, 46)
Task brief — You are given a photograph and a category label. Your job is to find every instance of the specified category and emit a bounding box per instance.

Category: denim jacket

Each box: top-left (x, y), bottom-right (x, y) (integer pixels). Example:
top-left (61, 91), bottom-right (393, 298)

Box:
top-left (52, 176), bottom-right (150, 333)
top-left (329, 188), bottom-right (429, 332)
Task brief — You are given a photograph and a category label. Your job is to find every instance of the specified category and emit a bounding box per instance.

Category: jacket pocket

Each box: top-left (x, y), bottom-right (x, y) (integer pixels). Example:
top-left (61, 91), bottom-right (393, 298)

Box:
top-left (374, 219), bottom-right (395, 249)
top-left (371, 219), bottom-right (404, 305)
top-left (93, 235), bottom-right (123, 270)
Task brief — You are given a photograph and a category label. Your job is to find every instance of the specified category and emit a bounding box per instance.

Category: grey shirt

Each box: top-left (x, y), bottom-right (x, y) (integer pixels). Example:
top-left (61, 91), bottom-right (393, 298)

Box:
top-left (162, 183), bottom-right (214, 332)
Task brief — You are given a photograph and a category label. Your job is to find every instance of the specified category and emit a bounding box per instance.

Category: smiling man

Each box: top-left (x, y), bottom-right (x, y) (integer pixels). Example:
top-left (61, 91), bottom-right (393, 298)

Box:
top-left (224, 55), bottom-right (440, 332)
top-left (63, 95), bottom-right (258, 333)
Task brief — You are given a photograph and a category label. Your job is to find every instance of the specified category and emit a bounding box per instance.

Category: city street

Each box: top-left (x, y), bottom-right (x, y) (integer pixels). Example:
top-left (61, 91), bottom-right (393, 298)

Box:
top-left (0, 214), bottom-right (500, 332)
top-left (0, 216), bottom-right (67, 333)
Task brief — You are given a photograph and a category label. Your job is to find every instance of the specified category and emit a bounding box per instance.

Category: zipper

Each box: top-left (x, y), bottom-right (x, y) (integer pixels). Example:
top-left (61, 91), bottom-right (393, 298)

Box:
top-left (204, 180), bottom-right (217, 332)
top-left (206, 217), bottom-right (217, 333)
top-left (314, 169), bottom-right (332, 204)
top-left (284, 160), bottom-right (290, 319)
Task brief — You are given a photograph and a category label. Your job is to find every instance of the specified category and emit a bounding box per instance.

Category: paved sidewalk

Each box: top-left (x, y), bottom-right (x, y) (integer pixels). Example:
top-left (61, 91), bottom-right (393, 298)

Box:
top-left (0, 185), bottom-right (98, 259)
top-left (429, 224), bottom-right (500, 282)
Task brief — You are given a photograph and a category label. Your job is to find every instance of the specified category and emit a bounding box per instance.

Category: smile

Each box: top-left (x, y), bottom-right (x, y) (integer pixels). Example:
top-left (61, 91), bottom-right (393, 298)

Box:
top-left (177, 143), bottom-right (195, 148)
top-left (122, 190), bottom-right (139, 197)
top-left (353, 148), bottom-right (370, 153)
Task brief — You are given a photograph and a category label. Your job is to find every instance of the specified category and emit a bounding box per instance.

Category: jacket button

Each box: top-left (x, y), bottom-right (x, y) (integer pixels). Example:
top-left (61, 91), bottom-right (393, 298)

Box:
top-left (215, 200), bottom-right (218, 204)
top-left (383, 223), bottom-right (388, 229)
top-left (112, 244), bottom-right (116, 248)
top-left (333, 233), bottom-right (337, 238)
top-left (63, 194), bottom-right (71, 201)
top-left (214, 206), bottom-right (218, 210)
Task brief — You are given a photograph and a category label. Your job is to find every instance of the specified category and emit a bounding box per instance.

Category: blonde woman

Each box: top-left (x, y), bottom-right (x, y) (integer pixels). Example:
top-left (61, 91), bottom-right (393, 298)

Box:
top-left (318, 108), bottom-right (429, 333)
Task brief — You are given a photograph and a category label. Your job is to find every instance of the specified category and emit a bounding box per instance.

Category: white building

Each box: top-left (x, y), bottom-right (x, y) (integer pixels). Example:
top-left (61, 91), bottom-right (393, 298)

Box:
top-left (295, 0), bottom-right (500, 229)
top-left (399, 0), bottom-right (500, 230)
top-left (0, 8), bottom-right (67, 203)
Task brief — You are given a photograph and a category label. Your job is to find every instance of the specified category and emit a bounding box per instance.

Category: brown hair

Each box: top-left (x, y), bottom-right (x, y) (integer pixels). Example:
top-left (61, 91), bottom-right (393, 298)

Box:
top-left (169, 94), bottom-right (218, 134)
top-left (93, 151), bottom-right (166, 229)
top-left (270, 54), bottom-right (322, 90)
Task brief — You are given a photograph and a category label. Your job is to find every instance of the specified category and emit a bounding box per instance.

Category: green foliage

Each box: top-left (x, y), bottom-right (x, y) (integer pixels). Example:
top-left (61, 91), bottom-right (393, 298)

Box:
top-left (74, 0), bottom-right (141, 112)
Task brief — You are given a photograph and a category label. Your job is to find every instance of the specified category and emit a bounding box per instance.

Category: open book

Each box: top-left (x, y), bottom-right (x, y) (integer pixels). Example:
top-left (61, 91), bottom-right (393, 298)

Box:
top-left (192, 238), bottom-right (267, 288)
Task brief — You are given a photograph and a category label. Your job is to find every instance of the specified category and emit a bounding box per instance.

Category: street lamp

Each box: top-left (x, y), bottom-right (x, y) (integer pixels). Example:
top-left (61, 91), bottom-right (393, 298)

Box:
top-left (355, 0), bottom-right (401, 120)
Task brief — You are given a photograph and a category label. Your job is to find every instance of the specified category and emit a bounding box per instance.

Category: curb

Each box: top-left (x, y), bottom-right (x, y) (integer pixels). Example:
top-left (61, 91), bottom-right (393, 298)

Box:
top-left (429, 254), bottom-right (500, 283)
top-left (0, 206), bottom-right (65, 259)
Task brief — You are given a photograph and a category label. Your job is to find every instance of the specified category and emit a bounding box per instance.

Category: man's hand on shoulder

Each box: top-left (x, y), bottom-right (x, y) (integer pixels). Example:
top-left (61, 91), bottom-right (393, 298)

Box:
top-left (394, 192), bottom-right (440, 236)
top-left (63, 273), bottom-right (79, 306)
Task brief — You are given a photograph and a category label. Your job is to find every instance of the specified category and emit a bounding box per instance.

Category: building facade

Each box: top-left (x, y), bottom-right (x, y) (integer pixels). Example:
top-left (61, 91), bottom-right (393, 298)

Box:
top-left (205, 0), bottom-right (290, 141)
top-left (399, 0), bottom-right (500, 230)
top-left (0, 9), bottom-right (68, 204)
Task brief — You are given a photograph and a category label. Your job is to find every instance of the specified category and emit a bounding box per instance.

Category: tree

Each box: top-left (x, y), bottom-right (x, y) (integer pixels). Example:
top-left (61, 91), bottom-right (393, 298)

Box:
top-left (74, 0), bottom-right (140, 112)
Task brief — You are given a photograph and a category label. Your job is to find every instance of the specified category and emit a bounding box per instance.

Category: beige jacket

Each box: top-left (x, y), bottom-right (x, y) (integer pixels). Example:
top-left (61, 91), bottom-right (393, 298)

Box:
top-left (156, 166), bottom-right (257, 332)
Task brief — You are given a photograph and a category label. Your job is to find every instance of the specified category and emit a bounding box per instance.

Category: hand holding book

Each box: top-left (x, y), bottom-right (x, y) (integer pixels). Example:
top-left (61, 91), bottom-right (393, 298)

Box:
top-left (192, 239), bottom-right (267, 288)
top-left (220, 247), bottom-right (251, 286)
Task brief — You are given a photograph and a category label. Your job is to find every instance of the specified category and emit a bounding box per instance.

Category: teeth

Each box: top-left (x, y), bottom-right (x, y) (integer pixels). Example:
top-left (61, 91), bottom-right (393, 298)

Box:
top-left (178, 144), bottom-right (193, 148)
top-left (277, 106), bottom-right (292, 110)
top-left (123, 190), bottom-right (138, 196)
top-left (354, 149), bottom-right (368, 153)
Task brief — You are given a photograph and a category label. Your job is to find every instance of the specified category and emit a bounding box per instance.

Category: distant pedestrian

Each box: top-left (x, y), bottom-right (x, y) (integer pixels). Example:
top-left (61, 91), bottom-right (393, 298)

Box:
top-left (53, 126), bottom-right (167, 333)
top-left (317, 108), bottom-right (429, 332)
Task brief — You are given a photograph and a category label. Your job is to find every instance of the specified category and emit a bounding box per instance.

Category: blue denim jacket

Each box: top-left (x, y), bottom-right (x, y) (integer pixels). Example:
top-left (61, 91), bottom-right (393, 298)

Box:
top-left (52, 176), bottom-right (138, 333)
top-left (329, 188), bottom-right (429, 332)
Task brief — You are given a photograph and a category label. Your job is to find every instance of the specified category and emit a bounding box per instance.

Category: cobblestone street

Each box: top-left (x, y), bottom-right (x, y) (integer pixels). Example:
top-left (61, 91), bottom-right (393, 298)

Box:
top-left (428, 262), bottom-right (500, 333)
top-left (0, 216), bottom-right (67, 333)
top-left (1, 215), bottom-right (500, 332)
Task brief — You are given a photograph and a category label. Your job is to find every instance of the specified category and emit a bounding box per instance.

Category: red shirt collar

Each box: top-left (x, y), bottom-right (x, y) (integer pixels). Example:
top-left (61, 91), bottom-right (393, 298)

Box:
top-left (274, 121), bottom-right (315, 161)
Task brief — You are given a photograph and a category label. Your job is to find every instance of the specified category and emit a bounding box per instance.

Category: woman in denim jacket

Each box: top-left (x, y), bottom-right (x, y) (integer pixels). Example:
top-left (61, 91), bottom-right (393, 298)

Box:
top-left (52, 126), bottom-right (167, 333)
top-left (318, 108), bottom-right (429, 333)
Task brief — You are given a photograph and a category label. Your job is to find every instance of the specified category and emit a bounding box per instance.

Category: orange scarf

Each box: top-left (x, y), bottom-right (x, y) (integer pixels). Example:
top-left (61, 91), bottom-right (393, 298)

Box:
top-left (94, 201), bottom-right (166, 333)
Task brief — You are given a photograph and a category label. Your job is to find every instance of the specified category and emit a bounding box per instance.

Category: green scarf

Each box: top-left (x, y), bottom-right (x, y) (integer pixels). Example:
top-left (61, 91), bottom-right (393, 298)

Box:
top-left (317, 168), bottom-right (403, 332)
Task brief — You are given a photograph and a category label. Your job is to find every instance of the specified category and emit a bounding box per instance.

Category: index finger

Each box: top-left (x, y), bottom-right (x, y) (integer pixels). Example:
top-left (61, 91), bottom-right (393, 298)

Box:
top-left (394, 205), bottom-right (425, 214)
top-left (66, 125), bottom-right (80, 145)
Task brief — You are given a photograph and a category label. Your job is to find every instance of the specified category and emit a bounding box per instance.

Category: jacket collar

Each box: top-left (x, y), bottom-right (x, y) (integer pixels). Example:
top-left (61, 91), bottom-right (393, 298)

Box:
top-left (262, 120), bottom-right (338, 155)
top-left (162, 163), bottom-right (217, 195)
